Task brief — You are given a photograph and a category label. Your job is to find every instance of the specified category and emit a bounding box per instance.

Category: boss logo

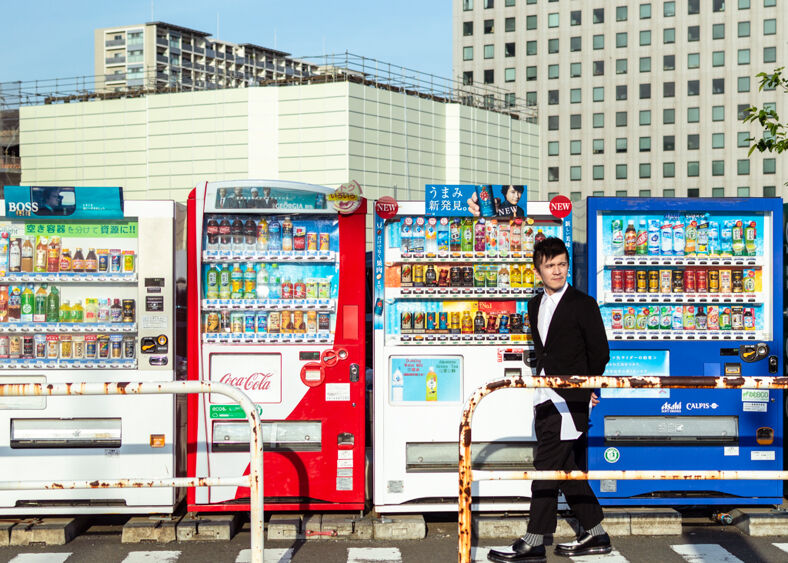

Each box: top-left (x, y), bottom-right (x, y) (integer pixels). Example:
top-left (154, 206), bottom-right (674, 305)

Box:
top-left (7, 201), bottom-right (38, 215)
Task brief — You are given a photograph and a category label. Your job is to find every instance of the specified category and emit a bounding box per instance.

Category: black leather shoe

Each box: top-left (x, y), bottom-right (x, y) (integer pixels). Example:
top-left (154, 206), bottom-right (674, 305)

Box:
top-left (554, 532), bottom-right (612, 557)
top-left (487, 538), bottom-right (547, 562)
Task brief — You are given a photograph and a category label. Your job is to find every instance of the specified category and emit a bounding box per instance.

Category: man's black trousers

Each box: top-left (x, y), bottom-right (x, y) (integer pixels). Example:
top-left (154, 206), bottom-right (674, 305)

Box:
top-left (526, 400), bottom-right (604, 534)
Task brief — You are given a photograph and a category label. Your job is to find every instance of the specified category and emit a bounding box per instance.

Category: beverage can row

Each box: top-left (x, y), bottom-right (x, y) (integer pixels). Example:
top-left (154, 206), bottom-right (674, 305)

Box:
top-left (203, 310), bottom-right (331, 334)
top-left (0, 333), bottom-right (135, 360)
top-left (400, 309), bottom-right (528, 335)
top-left (400, 263), bottom-right (539, 289)
top-left (611, 305), bottom-right (755, 331)
top-left (611, 268), bottom-right (756, 294)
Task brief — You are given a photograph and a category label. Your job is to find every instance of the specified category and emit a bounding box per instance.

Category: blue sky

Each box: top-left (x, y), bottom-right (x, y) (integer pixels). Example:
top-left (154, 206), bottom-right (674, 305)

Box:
top-left (1, 0), bottom-right (452, 84)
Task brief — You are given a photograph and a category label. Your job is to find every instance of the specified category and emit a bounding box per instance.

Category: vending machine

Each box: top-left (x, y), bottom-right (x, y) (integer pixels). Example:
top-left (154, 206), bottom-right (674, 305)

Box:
top-left (0, 186), bottom-right (184, 514)
top-left (187, 180), bottom-right (366, 512)
top-left (587, 197), bottom-right (783, 506)
top-left (373, 198), bottom-right (573, 512)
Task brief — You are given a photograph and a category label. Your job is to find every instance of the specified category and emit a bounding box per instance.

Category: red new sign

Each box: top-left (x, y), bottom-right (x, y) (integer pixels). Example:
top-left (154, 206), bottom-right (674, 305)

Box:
top-left (549, 195), bottom-right (572, 219)
top-left (375, 196), bottom-right (399, 219)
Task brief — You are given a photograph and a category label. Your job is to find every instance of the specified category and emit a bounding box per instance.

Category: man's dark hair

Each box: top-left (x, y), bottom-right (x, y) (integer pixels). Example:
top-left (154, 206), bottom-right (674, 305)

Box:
top-left (500, 184), bottom-right (524, 199)
top-left (533, 236), bottom-right (569, 269)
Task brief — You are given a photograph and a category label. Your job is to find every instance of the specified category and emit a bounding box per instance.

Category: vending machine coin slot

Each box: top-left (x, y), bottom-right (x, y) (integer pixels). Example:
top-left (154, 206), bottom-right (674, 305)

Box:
top-left (768, 356), bottom-right (778, 373)
top-left (739, 343), bottom-right (769, 363)
top-left (724, 363), bottom-right (742, 376)
top-left (349, 363), bottom-right (360, 382)
top-left (756, 427), bottom-right (774, 445)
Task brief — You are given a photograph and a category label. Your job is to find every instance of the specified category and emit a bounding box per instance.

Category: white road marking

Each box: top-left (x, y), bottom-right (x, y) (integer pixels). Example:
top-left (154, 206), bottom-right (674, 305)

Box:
top-left (472, 546), bottom-right (511, 561)
top-left (570, 548), bottom-right (630, 562)
top-left (347, 547), bottom-right (403, 562)
top-left (120, 552), bottom-right (181, 563)
top-left (671, 544), bottom-right (744, 562)
top-left (774, 543), bottom-right (788, 554)
top-left (235, 548), bottom-right (294, 562)
top-left (8, 555), bottom-right (72, 563)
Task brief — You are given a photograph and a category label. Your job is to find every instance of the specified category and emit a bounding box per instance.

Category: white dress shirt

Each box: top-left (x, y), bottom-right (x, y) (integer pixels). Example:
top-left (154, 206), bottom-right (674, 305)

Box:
top-left (533, 282), bottom-right (582, 440)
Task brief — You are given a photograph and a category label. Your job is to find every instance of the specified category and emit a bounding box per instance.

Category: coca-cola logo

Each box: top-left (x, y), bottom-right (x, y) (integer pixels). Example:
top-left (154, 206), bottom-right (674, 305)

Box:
top-left (220, 371), bottom-right (274, 391)
top-left (375, 196), bottom-right (399, 219)
top-left (549, 195), bottom-right (572, 219)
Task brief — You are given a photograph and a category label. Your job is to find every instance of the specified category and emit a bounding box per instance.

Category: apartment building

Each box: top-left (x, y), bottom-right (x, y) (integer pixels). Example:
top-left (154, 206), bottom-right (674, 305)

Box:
top-left (453, 0), bottom-right (787, 201)
top-left (95, 22), bottom-right (318, 92)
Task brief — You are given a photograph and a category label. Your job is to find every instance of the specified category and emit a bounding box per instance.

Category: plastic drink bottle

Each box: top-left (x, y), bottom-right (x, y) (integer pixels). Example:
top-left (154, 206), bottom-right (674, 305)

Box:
top-left (672, 222), bottom-right (685, 255)
top-left (243, 263), bottom-right (257, 299)
top-left (425, 218), bottom-right (438, 255)
top-left (611, 219), bottom-right (624, 256)
top-left (256, 265), bottom-right (269, 299)
top-left (744, 221), bottom-right (757, 256)
top-left (685, 220), bottom-right (698, 255)
top-left (708, 221), bottom-right (720, 256)
top-left (268, 263), bottom-right (281, 299)
top-left (230, 263), bottom-right (244, 299)
top-left (732, 221), bottom-right (744, 256)
top-left (460, 218), bottom-right (473, 253)
top-left (636, 219), bottom-right (648, 255)
top-left (647, 219), bottom-right (661, 255)
top-left (205, 265), bottom-right (219, 299)
top-left (624, 220), bottom-right (637, 255)
top-left (219, 264), bottom-right (231, 299)
top-left (660, 221), bottom-right (673, 256)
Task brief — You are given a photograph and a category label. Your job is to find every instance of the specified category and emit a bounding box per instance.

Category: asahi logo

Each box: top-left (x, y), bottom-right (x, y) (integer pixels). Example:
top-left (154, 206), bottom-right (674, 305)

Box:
top-left (661, 401), bottom-right (682, 414)
top-left (220, 371), bottom-right (274, 391)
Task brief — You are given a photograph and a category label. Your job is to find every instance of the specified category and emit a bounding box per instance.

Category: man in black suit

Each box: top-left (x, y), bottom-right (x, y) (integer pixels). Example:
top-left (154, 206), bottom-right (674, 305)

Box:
top-left (488, 237), bottom-right (611, 563)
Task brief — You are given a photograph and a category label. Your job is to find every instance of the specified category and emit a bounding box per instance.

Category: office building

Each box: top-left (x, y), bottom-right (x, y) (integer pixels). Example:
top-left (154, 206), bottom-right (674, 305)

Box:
top-left (454, 0), bottom-right (786, 201)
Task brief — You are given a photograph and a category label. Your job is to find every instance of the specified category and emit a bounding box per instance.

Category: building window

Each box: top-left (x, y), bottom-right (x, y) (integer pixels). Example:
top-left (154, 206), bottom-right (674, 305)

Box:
top-left (462, 71), bottom-right (473, 85)
top-left (616, 59), bottom-right (627, 74)
top-left (463, 0), bottom-right (473, 10)
top-left (593, 113), bottom-right (604, 128)
top-left (616, 190), bottom-right (629, 197)
top-left (764, 47), bottom-right (777, 63)
top-left (764, 19), bottom-right (776, 35)
top-left (640, 136), bottom-right (651, 152)
top-left (712, 161), bottom-right (725, 176)
top-left (688, 25), bottom-right (700, 42)
top-left (593, 34), bottom-right (604, 49)
top-left (712, 78), bottom-right (724, 94)
top-left (571, 62), bottom-right (582, 77)
top-left (664, 82), bottom-right (675, 97)
top-left (463, 46), bottom-right (473, 60)
top-left (616, 32), bottom-right (628, 48)
top-left (593, 138), bottom-right (605, 154)
top-left (738, 76), bottom-right (750, 92)
top-left (738, 49), bottom-right (750, 64)
top-left (640, 57), bottom-right (651, 72)
top-left (664, 189), bottom-right (676, 197)
top-left (616, 137), bottom-right (628, 153)
top-left (664, 55), bottom-right (675, 71)
top-left (738, 104), bottom-right (751, 120)
top-left (505, 42), bottom-right (516, 57)
top-left (526, 40), bottom-right (537, 55)
top-left (593, 165), bottom-right (604, 180)
top-left (616, 164), bottom-right (628, 179)
top-left (764, 186), bottom-right (776, 197)
top-left (664, 1), bottom-right (676, 16)
top-left (484, 19), bottom-right (495, 33)
top-left (714, 0), bottom-right (725, 10)
top-left (548, 90), bottom-right (560, 105)
top-left (640, 3), bottom-right (651, 18)
top-left (571, 10), bottom-right (581, 25)
top-left (764, 0), bottom-right (776, 6)
top-left (688, 80), bottom-right (700, 96)
top-left (505, 0), bottom-right (516, 5)
top-left (592, 190), bottom-right (605, 196)
top-left (616, 6), bottom-right (628, 21)
top-left (548, 167), bottom-right (559, 181)
top-left (484, 44), bottom-right (494, 58)
top-left (688, 53), bottom-right (700, 69)
top-left (527, 15), bottom-right (537, 29)
top-left (640, 163), bottom-right (651, 178)
top-left (570, 166), bottom-right (582, 181)
top-left (570, 114), bottom-right (582, 129)
top-left (688, 161), bottom-right (700, 177)
top-left (739, 0), bottom-right (750, 7)
top-left (687, 188), bottom-right (699, 197)
top-left (616, 85), bottom-right (627, 100)
top-left (640, 84), bottom-right (651, 99)
top-left (688, 134), bottom-right (700, 150)
top-left (712, 51), bottom-right (725, 67)
top-left (664, 135), bottom-right (675, 150)
top-left (484, 69), bottom-right (494, 83)
top-left (712, 106), bottom-right (725, 122)
top-left (640, 110), bottom-right (651, 125)
top-left (548, 141), bottom-right (559, 156)
top-left (570, 88), bottom-right (581, 103)
top-left (526, 91), bottom-right (537, 105)
top-left (548, 64), bottom-right (559, 79)
top-left (712, 187), bottom-right (725, 197)
top-left (639, 30), bottom-right (651, 45)
top-left (548, 38), bottom-right (559, 53)
top-left (505, 17), bottom-right (516, 32)
top-left (738, 21), bottom-right (750, 37)
top-left (738, 159), bottom-right (750, 175)
top-left (570, 36), bottom-right (582, 52)
top-left (712, 132), bottom-right (725, 147)
top-left (548, 116), bottom-right (559, 130)
top-left (664, 162), bottom-right (675, 177)
top-left (593, 86), bottom-right (604, 102)
top-left (738, 186), bottom-right (750, 197)
top-left (593, 8), bottom-right (604, 23)
top-left (505, 68), bottom-right (516, 82)
top-left (664, 28), bottom-right (676, 43)
top-left (616, 112), bottom-right (627, 127)
top-left (593, 61), bottom-right (604, 76)
top-left (505, 93), bottom-right (516, 107)
top-left (764, 158), bottom-right (776, 174)
top-left (484, 0), bottom-right (494, 7)
top-left (526, 66), bottom-right (537, 80)
top-left (463, 22), bottom-right (473, 36)
top-left (664, 108), bottom-right (675, 124)
top-left (688, 0), bottom-right (700, 14)
top-left (548, 13), bottom-right (559, 27)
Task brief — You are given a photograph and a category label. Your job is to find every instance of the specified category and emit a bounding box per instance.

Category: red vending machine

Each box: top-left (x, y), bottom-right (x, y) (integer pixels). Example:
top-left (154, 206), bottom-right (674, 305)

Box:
top-left (187, 180), bottom-right (366, 511)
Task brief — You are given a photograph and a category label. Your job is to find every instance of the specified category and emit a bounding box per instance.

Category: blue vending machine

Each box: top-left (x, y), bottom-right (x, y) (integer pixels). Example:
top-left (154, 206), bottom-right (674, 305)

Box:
top-left (586, 197), bottom-right (783, 506)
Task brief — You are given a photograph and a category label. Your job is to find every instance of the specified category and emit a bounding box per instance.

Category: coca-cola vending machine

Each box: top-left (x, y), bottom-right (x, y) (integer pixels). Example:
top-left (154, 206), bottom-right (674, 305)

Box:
top-left (187, 180), bottom-right (367, 511)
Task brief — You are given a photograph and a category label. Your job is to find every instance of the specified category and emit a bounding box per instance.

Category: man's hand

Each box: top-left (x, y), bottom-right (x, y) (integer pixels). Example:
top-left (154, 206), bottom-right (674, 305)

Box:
top-left (466, 192), bottom-right (481, 217)
top-left (590, 392), bottom-right (600, 408)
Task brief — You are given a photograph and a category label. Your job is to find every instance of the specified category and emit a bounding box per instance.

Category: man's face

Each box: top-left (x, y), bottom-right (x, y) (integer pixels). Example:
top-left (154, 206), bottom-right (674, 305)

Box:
top-left (234, 187), bottom-right (243, 197)
top-left (251, 190), bottom-right (259, 198)
top-left (535, 252), bottom-right (569, 293)
top-left (263, 188), bottom-right (271, 197)
top-left (219, 188), bottom-right (227, 197)
top-left (505, 186), bottom-right (520, 205)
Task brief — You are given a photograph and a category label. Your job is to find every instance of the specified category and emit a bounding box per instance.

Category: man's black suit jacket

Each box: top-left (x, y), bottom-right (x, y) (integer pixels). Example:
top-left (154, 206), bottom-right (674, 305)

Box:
top-left (527, 284), bottom-right (610, 433)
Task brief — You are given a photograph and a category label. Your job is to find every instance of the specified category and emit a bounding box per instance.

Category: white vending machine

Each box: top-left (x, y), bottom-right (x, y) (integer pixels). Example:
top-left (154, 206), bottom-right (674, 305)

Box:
top-left (373, 199), bottom-right (573, 512)
top-left (0, 187), bottom-right (184, 514)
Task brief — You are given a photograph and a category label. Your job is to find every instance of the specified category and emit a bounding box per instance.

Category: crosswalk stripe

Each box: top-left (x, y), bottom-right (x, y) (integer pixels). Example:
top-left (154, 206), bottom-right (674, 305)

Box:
top-left (671, 544), bottom-right (744, 562)
top-left (570, 548), bottom-right (629, 562)
top-left (472, 546), bottom-right (510, 561)
top-left (8, 555), bottom-right (72, 563)
top-left (235, 548), bottom-right (294, 562)
top-left (121, 552), bottom-right (181, 563)
top-left (774, 543), bottom-right (788, 554)
top-left (347, 547), bottom-right (402, 562)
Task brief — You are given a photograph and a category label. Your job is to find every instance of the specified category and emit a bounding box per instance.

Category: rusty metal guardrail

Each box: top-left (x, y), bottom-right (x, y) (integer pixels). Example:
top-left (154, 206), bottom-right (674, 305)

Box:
top-left (458, 374), bottom-right (788, 563)
top-left (0, 380), bottom-right (264, 563)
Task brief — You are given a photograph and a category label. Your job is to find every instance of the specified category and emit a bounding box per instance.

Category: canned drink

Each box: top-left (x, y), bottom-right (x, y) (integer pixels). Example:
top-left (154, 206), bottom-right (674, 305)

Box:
top-left (719, 269), bottom-right (732, 293)
top-left (8, 335), bottom-right (21, 359)
top-left (450, 311), bottom-right (461, 333)
top-left (46, 334), bottom-right (59, 359)
top-left (611, 309), bottom-right (623, 330)
top-left (84, 334), bottom-right (97, 359)
top-left (731, 306), bottom-right (744, 330)
top-left (498, 314), bottom-right (510, 334)
top-left (267, 311), bottom-right (281, 333)
top-left (414, 311), bottom-right (425, 332)
top-left (708, 270), bottom-right (720, 293)
top-left (319, 233), bottom-right (331, 252)
top-left (318, 279), bottom-right (331, 299)
top-left (306, 232), bottom-right (318, 251)
top-left (256, 312), bottom-right (268, 333)
top-left (123, 336), bottom-right (136, 359)
top-left (318, 312), bottom-right (331, 331)
top-left (221, 311), bottom-right (232, 332)
top-left (683, 269), bottom-right (696, 293)
top-left (426, 312), bottom-right (438, 333)
top-left (110, 249), bottom-right (122, 272)
top-left (245, 313), bottom-right (256, 333)
top-left (672, 269), bottom-right (684, 292)
top-left (636, 270), bottom-right (647, 293)
top-left (624, 270), bottom-right (636, 292)
top-left (206, 312), bottom-right (220, 333)
top-left (707, 306), bottom-right (720, 330)
top-left (122, 299), bottom-right (136, 322)
top-left (438, 312), bottom-right (448, 332)
top-left (475, 184), bottom-right (496, 217)
top-left (72, 335), bottom-right (85, 360)
top-left (720, 307), bottom-right (732, 330)
top-left (98, 250), bottom-right (109, 272)
top-left (732, 270), bottom-right (744, 293)
top-left (511, 313), bottom-right (523, 334)
top-left (280, 310), bottom-right (292, 333)
top-left (648, 271), bottom-right (659, 293)
top-left (22, 335), bottom-right (35, 359)
top-left (611, 270), bottom-right (624, 293)
top-left (462, 266), bottom-right (474, 287)
top-left (122, 250), bottom-right (135, 273)
top-left (110, 334), bottom-right (123, 359)
top-left (231, 312), bottom-right (244, 333)
top-left (413, 264), bottom-right (424, 287)
top-left (34, 334), bottom-right (46, 359)
top-left (58, 335), bottom-right (72, 359)
top-left (450, 267), bottom-right (461, 286)
top-left (0, 335), bottom-right (9, 358)
top-left (696, 269), bottom-right (707, 293)
top-left (659, 270), bottom-right (672, 293)
top-left (400, 265), bottom-right (412, 286)
top-left (306, 311), bottom-right (318, 333)
top-left (401, 311), bottom-right (413, 333)
top-left (97, 335), bottom-right (110, 359)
